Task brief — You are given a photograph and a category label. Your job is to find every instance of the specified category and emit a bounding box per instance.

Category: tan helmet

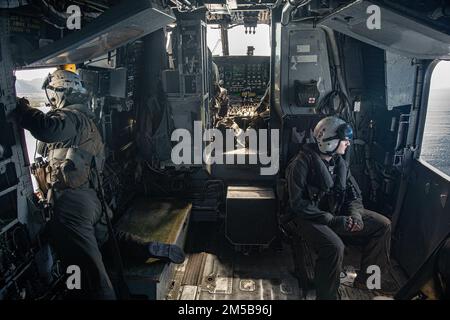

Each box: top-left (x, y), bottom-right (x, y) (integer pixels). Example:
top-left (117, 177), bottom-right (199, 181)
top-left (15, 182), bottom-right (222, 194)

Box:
top-left (42, 69), bottom-right (88, 109)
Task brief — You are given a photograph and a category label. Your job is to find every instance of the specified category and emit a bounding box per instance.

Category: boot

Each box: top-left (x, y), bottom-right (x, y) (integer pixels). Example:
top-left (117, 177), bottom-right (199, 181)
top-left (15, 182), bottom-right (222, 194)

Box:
top-left (148, 242), bottom-right (186, 264)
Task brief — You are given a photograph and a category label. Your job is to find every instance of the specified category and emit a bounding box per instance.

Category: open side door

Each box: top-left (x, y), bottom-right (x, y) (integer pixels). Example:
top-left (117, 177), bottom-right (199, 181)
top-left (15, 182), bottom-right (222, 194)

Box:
top-left (0, 0), bottom-right (175, 299)
top-left (392, 60), bottom-right (450, 284)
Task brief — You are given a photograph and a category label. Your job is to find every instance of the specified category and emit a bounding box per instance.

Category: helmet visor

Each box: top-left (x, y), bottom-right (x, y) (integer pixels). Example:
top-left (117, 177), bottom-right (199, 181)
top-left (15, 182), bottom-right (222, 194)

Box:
top-left (322, 122), bottom-right (353, 143)
top-left (337, 123), bottom-right (353, 141)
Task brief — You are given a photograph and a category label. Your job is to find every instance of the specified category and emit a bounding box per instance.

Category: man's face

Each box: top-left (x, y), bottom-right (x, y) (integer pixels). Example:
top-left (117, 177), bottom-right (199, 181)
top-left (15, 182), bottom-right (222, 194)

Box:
top-left (335, 139), bottom-right (351, 155)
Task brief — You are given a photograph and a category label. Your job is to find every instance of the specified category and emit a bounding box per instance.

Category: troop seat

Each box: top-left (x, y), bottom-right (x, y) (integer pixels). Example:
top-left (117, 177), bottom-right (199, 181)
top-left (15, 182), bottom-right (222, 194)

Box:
top-left (115, 198), bottom-right (192, 300)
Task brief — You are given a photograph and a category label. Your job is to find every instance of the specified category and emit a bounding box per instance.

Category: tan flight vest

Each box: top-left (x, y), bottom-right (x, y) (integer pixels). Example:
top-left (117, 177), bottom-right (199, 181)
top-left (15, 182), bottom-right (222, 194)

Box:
top-left (46, 107), bottom-right (104, 190)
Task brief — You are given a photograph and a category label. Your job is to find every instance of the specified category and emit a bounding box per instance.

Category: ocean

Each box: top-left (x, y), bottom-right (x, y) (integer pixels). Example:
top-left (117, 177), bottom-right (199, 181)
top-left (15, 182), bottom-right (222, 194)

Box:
top-left (420, 89), bottom-right (450, 176)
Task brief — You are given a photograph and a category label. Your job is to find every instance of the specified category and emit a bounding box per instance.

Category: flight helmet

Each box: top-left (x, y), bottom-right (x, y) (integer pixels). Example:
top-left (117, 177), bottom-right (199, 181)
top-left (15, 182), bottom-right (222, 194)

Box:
top-left (42, 69), bottom-right (88, 109)
top-left (313, 116), bottom-right (353, 155)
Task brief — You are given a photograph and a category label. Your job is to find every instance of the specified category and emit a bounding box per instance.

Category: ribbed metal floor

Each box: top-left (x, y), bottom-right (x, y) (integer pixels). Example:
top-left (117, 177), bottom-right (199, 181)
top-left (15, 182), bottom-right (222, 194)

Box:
top-left (167, 246), bottom-right (302, 300)
top-left (167, 222), bottom-right (404, 300)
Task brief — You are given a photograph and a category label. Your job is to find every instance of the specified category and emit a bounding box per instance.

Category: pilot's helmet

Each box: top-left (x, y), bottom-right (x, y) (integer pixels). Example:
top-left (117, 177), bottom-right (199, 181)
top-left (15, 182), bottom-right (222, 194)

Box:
top-left (42, 69), bottom-right (88, 109)
top-left (313, 116), bottom-right (353, 155)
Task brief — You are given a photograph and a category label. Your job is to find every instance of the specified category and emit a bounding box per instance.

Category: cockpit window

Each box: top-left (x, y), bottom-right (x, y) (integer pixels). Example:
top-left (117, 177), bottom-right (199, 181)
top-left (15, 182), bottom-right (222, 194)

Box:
top-left (207, 24), bottom-right (270, 56)
top-left (207, 24), bottom-right (223, 56)
top-left (228, 24), bottom-right (270, 56)
top-left (420, 61), bottom-right (450, 176)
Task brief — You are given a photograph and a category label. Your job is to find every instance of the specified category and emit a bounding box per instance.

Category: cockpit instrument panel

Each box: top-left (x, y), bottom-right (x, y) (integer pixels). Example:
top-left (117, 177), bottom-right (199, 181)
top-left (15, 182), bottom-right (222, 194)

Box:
top-left (213, 56), bottom-right (270, 96)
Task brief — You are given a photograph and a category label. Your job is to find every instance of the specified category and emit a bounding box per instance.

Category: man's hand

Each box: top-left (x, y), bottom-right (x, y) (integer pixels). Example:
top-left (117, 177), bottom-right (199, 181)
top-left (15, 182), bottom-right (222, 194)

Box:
top-left (16, 97), bottom-right (31, 112)
top-left (12, 97), bottom-right (32, 123)
top-left (330, 216), bottom-right (353, 233)
top-left (349, 216), bottom-right (364, 232)
top-left (346, 217), bottom-right (355, 231)
top-left (330, 215), bottom-right (364, 233)
top-left (6, 97), bottom-right (30, 122)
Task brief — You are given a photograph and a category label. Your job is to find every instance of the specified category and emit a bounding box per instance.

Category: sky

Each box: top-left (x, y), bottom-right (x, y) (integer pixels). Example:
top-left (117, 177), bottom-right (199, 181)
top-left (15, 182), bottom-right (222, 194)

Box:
top-left (15, 67), bottom-right (56, 81)
top-left (430, 60), bottom-right (450, 90)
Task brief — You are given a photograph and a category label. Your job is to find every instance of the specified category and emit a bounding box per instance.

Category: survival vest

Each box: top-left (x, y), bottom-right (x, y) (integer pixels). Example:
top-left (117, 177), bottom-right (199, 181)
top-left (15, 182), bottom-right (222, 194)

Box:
top-left (293, 144), bottom-right (362, 215)
top-left (45, 105), bottom-right (105, 190)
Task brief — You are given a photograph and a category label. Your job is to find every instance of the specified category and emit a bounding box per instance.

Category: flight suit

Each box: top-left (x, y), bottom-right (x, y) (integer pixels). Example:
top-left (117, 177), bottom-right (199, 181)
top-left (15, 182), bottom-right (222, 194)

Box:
top-left (17, 100), bottom-right (185, 299)
top-left (438, 238), bottom-right (450, 298)
top-left (17, 102), bottom-right (119, 299)
top-left (17, 102), bottom-right (165, 299)
top-left (286, 143), bottom-right (392, 300)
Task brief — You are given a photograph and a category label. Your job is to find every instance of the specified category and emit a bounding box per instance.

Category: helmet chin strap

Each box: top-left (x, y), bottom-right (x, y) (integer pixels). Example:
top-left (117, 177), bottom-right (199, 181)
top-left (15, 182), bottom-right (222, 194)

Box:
top-left (44, 86), bottom-right (53, 108)
top-left (56, 95), bottom-right (65, 109)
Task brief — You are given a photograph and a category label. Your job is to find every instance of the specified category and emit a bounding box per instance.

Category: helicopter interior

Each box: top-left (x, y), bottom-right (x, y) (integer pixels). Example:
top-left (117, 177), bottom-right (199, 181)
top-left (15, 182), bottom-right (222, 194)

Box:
top-left (1, 0), bottom-right (450, 300)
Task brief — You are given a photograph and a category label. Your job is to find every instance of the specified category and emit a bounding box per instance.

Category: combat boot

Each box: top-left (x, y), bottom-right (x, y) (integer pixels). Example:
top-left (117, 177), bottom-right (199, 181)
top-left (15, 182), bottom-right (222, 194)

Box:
top-left (148, 242), bottom-right (186, 264)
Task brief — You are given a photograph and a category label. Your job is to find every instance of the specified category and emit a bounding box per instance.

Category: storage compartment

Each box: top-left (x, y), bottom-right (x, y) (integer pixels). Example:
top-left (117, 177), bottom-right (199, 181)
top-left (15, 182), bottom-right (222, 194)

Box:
top-left (226, 186), bottom-right (278, 246)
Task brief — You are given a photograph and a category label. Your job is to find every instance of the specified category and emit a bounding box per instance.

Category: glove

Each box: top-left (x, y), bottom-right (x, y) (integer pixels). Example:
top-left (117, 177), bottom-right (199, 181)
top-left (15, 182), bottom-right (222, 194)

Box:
top-left (350, 215), bottom-right (364, 232)
top-left (16, 97), bottom-right (31, 112)
top-left (14, 97), bottom-right (32, 122)
top-left (6, 97), bottom-right (29, 122)
top-left (329, 216), bottom-right (353, 233)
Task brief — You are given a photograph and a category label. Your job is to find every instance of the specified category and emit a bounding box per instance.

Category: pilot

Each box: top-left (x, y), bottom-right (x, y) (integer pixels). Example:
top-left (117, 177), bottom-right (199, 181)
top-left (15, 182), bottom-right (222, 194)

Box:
top-left (15, 69), bottom-right (185, 299)
top-left (285, 116), bottom-right (397, 299)
top-left (247, 82), bottom-right (271, 131)
top-left (255, 81), bottom-right (270, 114)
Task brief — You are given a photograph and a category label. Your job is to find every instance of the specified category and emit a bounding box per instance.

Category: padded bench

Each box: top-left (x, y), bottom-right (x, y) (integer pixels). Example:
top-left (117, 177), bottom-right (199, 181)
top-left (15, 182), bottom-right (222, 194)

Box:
top-left (115, 198), bottom-right (192, 300)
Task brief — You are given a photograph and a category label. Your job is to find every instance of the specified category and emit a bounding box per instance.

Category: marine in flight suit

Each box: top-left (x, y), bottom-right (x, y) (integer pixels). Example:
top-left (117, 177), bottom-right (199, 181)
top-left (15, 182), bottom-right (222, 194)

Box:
top-left (16, 69), bottom-right (185, 299)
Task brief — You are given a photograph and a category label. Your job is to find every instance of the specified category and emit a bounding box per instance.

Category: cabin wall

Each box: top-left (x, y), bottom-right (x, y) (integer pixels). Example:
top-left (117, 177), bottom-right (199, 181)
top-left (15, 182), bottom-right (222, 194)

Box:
top-left (394, 161), bottom-right (450, 276)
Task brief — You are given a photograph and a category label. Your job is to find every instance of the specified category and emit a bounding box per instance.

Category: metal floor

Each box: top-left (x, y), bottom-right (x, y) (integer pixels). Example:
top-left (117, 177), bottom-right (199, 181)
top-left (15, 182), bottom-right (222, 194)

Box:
top-left (167, 247), bottom-right (302, 300)
top-left (165, 222), bottom-right (403, 300)
top-left (166, 251), bottom-right (400, 300)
